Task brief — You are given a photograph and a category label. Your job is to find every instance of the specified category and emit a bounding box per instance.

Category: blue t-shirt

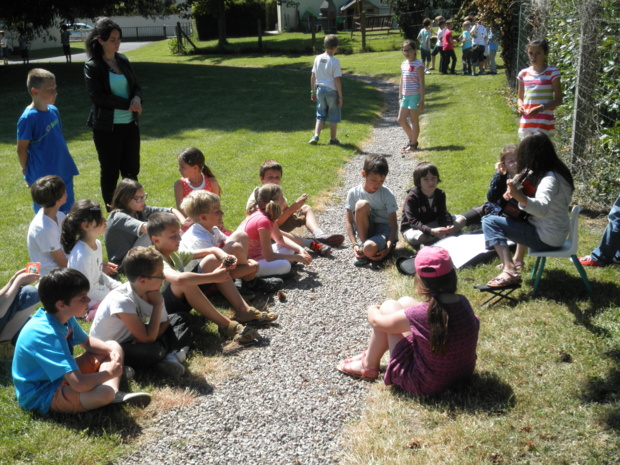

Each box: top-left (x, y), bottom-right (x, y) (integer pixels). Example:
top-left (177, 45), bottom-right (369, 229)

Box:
top-left (17, 105), bottom-right (79, 185)
top-left (488, 30), bottom-right (499, 51)
top-left (12, 308), bottom-right (88, 415)
top-left (461, 30), bottom-right (473, 50)
top-left (417, 29), bottom-right (431, 50)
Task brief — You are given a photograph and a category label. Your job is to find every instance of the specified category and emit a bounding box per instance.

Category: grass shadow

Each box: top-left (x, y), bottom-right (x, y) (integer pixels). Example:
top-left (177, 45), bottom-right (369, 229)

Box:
top-left (391, 370), bottom-right (516, 416)
top-left (581, 346), bottom-right (620, 432)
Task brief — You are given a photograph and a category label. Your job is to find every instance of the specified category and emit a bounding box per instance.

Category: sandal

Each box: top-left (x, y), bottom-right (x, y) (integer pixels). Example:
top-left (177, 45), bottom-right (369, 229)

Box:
top-left (337, 352), bottom-right (379, 381)
top-left (487, 270), bottom-right (522, 288)
top-left (234, 306), bottom-right (278, 326)
top-left (401, 142), bottom-right (419, 154)
top-left (342, 351), bottom-right (366, 365)
top-left (402, 141), bottom-right (413, 150)
top-left (496, 261), bottom-right (524, 272)
top-left (219, 322), bottom-right (259, 344)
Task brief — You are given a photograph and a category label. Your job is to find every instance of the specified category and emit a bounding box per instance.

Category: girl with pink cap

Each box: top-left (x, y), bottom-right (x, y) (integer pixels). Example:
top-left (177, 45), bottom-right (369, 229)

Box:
top-left (337, 246), bottom-right (480, 395)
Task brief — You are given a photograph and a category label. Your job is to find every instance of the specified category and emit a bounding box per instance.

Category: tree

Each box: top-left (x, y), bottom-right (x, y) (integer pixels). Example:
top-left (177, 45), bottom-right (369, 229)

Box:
top-left (1, 0), bottom-right (180, 36)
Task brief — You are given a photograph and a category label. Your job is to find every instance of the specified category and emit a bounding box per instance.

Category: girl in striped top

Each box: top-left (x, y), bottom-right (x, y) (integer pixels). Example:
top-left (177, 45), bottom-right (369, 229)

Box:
top-left (517, 39), bottom-right (563, 138)
top-left (398, 39), bottom-right (425, 154)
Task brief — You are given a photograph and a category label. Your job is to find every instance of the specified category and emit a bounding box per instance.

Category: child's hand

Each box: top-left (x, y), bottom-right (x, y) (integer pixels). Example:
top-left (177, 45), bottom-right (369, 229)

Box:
top-left (222, 255), bottom-right (237, 270)
top-left (495, 161), bottom-right (506, 175)
top-left (143, 290), bottom-right (163, 307)
top-left (517, 104), bottom-right (526, 116)
top-left (107, 358), bottom-right (123, 379)
top-left (294, 250), bottom-right (313, 265)
top-left (293, 194), bottom-right (308, 209)
top-left (208, 264), bottom-right (230, 283)
top-left (311, 93), bottom-right (317, 102)
top-left (182, 217), bottom-right (194, 229)
top-left (14, 269), bottom-right (40, 286)
top-left (353, 243), bottom-right (365, 259)
top-left (445, 225), bottom-right (457, 236)
top-left (431, 227), bottom-right (450, 239)
top-left (102, 261), bottom-right (118, 276)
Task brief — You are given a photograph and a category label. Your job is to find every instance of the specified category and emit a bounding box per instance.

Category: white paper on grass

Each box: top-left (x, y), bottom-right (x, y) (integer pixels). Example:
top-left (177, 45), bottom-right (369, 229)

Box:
top-left (432, 233), bottom-right (514, 269)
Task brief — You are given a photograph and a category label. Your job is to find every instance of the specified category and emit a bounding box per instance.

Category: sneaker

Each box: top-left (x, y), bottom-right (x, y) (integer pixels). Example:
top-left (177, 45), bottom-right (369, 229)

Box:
top-left (235, 278), bottom-right (256, 299)
top-left (308, 136), bottom-right (319, 145)
top-left (424, 69), bottom-right (431, 75)
top-left (353, 256), bottom-right (370, 267)
top-left (578, 255), bottom-right (604, 267)
top-left (314, 233), bottom-right (345, 247)
top-left (157, 352), bottom-right (186, 378)
top-left (247, 277), bottom-right (284, 293)
top-left (113, 391), bottom-right (151, 407)
top-left (175, 347), bottom-right (189, 363)
top-left (310, 240), bottom-right (331, 256)
top-left (428, 67), bottom-right (435, 70)
top-left (329, 138), bottom-right (341, 145)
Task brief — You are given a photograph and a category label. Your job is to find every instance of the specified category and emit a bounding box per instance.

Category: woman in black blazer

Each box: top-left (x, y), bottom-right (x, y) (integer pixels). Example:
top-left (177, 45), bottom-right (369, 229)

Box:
top-left (84, 17), bottom-right (143, 210)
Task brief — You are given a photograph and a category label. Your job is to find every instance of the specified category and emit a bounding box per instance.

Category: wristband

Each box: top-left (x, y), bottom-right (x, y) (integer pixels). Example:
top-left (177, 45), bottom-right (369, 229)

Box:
top-left (310, 90), bottom-right (316, 94)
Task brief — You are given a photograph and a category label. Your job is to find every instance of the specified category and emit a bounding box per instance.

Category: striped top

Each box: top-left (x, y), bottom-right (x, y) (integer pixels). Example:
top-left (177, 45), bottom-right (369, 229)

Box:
top-left (518, 65), bottom-right (561, 138)
top-left (401, 59), bottom-right (424, 96)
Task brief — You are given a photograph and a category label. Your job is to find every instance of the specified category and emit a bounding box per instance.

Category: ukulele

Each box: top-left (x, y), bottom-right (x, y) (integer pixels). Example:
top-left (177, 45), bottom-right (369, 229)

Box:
top-left (500, 168), bottom-right (535, 221)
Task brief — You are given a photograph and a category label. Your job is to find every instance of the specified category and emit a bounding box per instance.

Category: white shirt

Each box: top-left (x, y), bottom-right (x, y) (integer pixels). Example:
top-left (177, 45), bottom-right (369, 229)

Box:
top-left (89, 282), bottom-right (168, 344)
top-left (67, 239), bottom-right (121, 304)
top-left (312, 52), bottom-right (342, 91)
top-left (27, 209), bottom-right (66, 276)
top-left (180, 223), bottom-right (227, 271)
top-left (345, 184), bottom-right (398, 225)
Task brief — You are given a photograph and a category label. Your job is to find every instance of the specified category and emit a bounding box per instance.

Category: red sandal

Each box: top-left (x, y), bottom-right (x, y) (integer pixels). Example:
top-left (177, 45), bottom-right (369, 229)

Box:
top-left (337, 352), bottom-right (379, 381)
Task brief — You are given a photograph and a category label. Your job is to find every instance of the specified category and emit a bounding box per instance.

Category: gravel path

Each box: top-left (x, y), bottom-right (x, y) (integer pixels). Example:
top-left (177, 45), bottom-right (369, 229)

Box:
top-left (123, 75), bottom-right (416, 465)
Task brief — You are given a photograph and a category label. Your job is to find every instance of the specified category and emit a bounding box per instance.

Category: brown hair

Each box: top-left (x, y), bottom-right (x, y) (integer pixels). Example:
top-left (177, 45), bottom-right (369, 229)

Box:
top-left (27, 68), bottom-right (55, 94)
top-left (61, 199), bottom-right (104, 254)
top-left (246, 183), bottom-right (283, 221)
top-left (178, 147), bottom-right (217, 179)
top-left (30, 175), bottom-right (66, 208)
top-left (123, 246), bottom-right (163, 282)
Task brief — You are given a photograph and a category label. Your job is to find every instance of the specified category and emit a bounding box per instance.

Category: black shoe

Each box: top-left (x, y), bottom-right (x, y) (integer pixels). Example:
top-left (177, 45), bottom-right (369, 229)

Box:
top-left (235, 279), bottom-right (256, 299)
top-left (246, 277), bottom-right (284, 293)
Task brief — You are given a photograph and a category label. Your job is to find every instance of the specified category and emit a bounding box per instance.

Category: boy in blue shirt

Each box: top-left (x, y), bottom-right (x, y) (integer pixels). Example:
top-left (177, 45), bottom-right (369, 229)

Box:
top-left (12, 268), bottom-right (150, 415)
top-left (17, 68), bottom-right (79, 214)
top-left (345, 154), bottom-right (399, 267)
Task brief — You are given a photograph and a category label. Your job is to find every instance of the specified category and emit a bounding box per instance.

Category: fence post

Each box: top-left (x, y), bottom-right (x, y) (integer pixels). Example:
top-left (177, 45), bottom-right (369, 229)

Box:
top-left (176, 22), bottom-right (183, 54)
top-left (258, 19), bottom-right (263, 52)
top-left (311, 16), bottom-right (316, 53)
top-left (570, 0), bottom-right (601, 165)
top-left (361, 11), bottom-right (366, 52)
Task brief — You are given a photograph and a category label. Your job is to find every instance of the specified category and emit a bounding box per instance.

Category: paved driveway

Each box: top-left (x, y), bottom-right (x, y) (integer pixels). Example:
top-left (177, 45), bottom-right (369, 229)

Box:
top-left (26, 41), bottom-right (152, 63)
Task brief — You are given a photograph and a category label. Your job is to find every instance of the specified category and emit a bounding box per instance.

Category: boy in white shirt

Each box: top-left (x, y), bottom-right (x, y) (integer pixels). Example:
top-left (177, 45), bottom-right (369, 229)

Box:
top-left (27, 175), bottom-right (68, 276)
top-left (309, 34), bottom-right (343, 145)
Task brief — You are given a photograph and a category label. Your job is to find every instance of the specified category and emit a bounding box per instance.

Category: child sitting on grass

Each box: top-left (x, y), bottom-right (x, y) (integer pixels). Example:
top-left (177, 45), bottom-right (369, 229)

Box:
top-left (62, 199), bottom-right (122, 321)
top-left (180, 190), bottom-right (279, 295)
top-left (174, 147), bottom-right (230, 234)
top-left (148, 212), bottom-right (275, 337)
top-left (105, 178), bottom-right (186, 267)
top-left (345, 154), bottom-right (399, 267)
top-left (0, 268), bottom-right (39, 344)
top-left (239, 183), bottom-right (313, 278)
top-left (401, 162), bottom-right (457, 248)
top-left (247, 160), bottom-right (344, 248)
top-left (27, 175), bottom-right (68, 276)
top-left (13, 268), bottom-right (150, 415)
top-left (89, 247), bottom-right (193, 379)
top-left (337, 246), bottom-right (480, 395)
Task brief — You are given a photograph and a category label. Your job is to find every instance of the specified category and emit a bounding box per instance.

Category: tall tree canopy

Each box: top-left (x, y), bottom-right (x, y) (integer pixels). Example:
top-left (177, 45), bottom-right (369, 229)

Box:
top-left (1, 0), bottom-right (181, 34)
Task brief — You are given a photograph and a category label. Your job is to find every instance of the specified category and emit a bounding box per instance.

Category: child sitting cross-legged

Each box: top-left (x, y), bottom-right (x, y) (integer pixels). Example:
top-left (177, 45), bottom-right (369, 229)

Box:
top-left (62, 199), bottom-right (122, 321)
top-left (89, 247), bottom-right (193, 378)
top-left (401, 162), bottom-right (458, 248)
top-left (180, 190), bottom-right (279, 295)
top-left (148, 212), bottom-right (277, 336)
top-left (12, 268), bottom-right (150, 415)
top-left (336, 247), bottom-right (480, 395)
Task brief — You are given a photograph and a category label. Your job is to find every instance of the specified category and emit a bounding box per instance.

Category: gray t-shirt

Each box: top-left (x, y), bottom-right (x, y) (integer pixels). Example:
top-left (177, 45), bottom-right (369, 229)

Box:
top-left (345, 184), bottom-right (398, 224)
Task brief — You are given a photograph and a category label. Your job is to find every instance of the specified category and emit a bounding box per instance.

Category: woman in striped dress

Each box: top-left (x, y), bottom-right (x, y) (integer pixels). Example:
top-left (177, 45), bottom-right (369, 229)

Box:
top-left (517, 39), bottom-right (563, 138)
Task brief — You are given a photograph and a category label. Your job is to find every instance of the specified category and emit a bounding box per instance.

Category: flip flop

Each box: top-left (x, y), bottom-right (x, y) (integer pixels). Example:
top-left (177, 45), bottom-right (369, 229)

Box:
top-left (487, 271), bottom-right (522, 288)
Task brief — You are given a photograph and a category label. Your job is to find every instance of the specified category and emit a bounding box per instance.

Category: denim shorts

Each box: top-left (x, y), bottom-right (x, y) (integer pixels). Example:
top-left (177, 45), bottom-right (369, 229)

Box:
top-left (400, 94), bottom-right (421, 110)
top-left (316, 86), bottom-right (341, 123)
top-left (355, 221), bottom-right (390, 251)
top-left (0, 285), bottom-right (39, 331)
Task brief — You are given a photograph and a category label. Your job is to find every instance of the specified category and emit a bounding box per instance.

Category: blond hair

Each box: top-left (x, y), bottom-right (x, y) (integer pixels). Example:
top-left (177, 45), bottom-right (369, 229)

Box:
top-left (246, 183), bottom-right (282, 221)
top-left (181, 190), bottom-right (220, 222)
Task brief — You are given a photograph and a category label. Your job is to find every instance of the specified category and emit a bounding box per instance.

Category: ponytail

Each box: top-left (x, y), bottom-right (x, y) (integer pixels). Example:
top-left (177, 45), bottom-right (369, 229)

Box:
top-left (248, 183), bottom-right (283, 221)
top-left (61, 200), bottom-right (104, 254)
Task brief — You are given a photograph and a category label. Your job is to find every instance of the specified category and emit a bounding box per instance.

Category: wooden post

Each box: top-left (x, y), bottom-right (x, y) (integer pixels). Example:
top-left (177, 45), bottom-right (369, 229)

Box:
top-left (175, 22), bottom-right (183, 54)
top-left (258, 19), bottom-right (263, 51)
top-left (570, 0), bottom-right (600, 164)
top-left (360, 11), bottom-right (366, 52)
top-left (311, 16), bottom-right (316, 53)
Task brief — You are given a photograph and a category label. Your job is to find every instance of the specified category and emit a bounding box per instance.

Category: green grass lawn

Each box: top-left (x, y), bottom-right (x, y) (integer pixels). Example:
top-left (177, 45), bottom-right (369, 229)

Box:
top-left (0, 36), bottom-right (619, 464)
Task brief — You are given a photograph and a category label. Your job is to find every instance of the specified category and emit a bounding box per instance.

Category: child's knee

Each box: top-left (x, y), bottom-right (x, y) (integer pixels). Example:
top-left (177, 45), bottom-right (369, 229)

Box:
top-left (362, 240), bottom-right (379, 256)
top-left (227, 230), bottom-right (248, 247)
top-left (354, 200), bottom-right (371, 215)
top-left (301, 204), bottom-right (313, 215)
top-left (199, 254), bottom-right (221, 271)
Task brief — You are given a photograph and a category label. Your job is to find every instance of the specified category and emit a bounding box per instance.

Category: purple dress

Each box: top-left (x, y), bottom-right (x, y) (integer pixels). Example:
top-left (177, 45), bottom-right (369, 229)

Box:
top-left (384, 295), bottom-right (480, 395)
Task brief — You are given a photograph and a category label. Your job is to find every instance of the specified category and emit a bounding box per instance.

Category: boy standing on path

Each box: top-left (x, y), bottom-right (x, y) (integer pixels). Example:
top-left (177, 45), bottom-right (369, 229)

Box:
top-left (309, 34), bottom-right (343, 145)
top-left (12, 268), bottom-right (150, 415)
top-left (17, 68), bottom-right (79, 214)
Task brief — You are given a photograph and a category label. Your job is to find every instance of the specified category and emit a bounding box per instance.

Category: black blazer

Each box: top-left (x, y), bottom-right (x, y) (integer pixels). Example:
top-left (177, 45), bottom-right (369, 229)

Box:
top-left (84, 53), bottom-right (143, 131)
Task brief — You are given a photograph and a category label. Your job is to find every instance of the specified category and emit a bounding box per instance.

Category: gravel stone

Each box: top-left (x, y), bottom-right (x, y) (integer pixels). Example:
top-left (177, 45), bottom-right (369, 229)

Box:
top-left (122, 76), bottom-right (415, 464)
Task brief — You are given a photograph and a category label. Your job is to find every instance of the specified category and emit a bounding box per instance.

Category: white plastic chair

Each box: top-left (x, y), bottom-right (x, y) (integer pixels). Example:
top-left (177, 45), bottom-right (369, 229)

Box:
top-left (528, 205), bottom-right (593, 297)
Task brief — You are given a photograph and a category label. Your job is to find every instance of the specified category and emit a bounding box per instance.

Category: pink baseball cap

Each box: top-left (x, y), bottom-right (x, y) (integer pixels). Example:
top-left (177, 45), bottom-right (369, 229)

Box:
top-left (415, 246), bottom-right (454, 278)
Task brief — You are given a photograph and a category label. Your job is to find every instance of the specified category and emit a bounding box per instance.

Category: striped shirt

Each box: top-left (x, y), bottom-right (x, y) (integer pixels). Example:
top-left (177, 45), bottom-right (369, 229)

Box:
top-left (401, 59), bottom-right (424, 95)
top-left (518, 65), bottom-right (561, 138)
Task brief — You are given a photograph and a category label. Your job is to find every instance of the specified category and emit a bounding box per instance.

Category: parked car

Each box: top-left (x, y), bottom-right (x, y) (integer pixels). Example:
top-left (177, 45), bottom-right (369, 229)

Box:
top-left (65, 23), bottom-right (93, 41)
